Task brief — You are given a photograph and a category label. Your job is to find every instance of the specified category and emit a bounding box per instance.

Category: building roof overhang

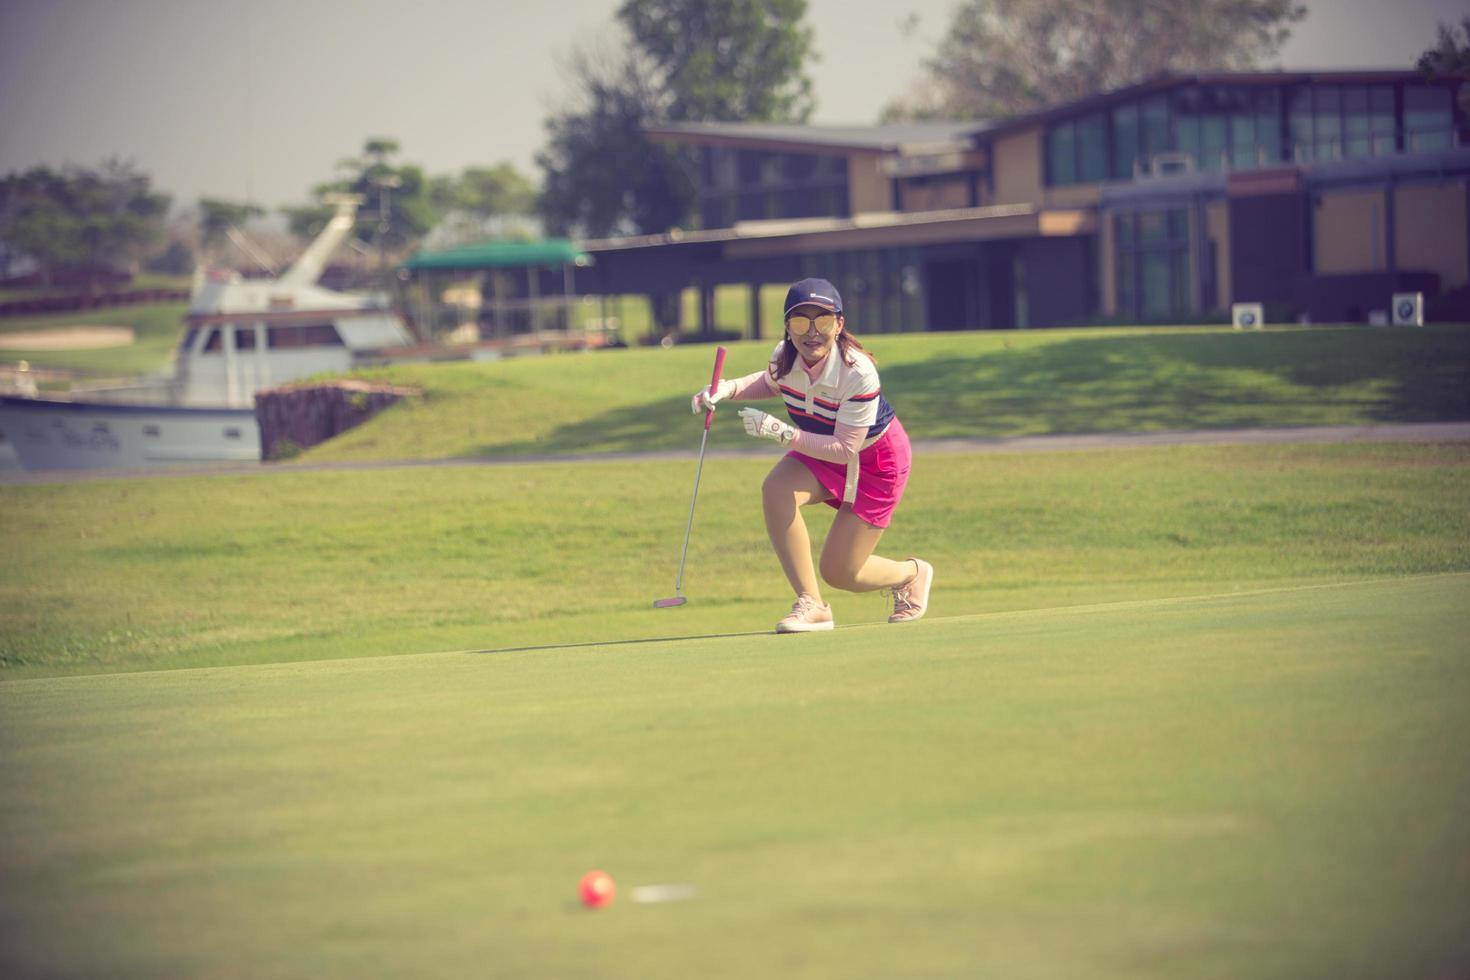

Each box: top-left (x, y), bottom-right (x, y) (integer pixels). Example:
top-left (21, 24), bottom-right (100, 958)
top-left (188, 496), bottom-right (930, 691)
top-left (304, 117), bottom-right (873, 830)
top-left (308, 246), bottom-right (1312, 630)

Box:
top-left (642, 121), bottom-right (989, 157)
top-left (1097, 145), bottom-right (1470, 209)
top-left (975, 68), bottom-right (1467, 143)
top-left (403, 239), bottom-right (590, 272)
top-left (580, 203), bottom-right (1095, 262)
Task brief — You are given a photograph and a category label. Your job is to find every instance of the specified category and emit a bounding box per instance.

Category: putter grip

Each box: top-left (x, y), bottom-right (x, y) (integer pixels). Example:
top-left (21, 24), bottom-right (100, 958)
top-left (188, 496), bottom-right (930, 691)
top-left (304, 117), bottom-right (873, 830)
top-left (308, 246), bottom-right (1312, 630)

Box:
top-left (704, 345), bottom-right (727, 431)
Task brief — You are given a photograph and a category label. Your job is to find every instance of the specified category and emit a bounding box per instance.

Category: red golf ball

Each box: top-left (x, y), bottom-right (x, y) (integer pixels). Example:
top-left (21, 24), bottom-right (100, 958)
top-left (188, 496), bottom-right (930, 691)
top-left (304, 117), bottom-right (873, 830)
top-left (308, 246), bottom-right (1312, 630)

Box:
top-left (580, 870), bottom-right (615, 908)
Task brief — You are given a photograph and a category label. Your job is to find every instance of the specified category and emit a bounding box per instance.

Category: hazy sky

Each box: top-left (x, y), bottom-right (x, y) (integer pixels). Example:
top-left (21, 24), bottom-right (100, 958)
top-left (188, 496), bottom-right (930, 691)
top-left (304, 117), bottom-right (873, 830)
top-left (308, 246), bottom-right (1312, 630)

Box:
top-left (1, 0), bottom-right (1464, 211)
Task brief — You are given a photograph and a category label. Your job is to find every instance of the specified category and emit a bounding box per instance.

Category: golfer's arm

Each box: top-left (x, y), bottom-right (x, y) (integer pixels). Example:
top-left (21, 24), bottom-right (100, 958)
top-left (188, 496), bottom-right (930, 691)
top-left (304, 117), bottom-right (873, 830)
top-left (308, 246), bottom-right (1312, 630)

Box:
top-left (790, 423), bottom-right (865, 463)
top-left (725, 370), bottom-right (776, 400)
top-left (725, 372), bottom-right (863, 461)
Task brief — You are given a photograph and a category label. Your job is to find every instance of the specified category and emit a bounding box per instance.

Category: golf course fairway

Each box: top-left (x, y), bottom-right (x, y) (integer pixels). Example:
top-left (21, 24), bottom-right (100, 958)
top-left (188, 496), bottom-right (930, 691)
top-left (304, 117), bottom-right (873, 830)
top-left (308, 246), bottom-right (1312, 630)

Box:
top-left (3, 574), bottom-right (1466, 979)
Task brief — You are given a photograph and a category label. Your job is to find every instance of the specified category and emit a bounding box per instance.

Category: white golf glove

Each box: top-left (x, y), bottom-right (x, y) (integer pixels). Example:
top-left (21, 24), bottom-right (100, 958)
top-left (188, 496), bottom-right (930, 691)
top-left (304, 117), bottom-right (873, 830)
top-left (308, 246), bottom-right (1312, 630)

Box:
top-left (691, 379), bottom-right (737, 414)
top-left (739, 408), bottom-right (797, 447)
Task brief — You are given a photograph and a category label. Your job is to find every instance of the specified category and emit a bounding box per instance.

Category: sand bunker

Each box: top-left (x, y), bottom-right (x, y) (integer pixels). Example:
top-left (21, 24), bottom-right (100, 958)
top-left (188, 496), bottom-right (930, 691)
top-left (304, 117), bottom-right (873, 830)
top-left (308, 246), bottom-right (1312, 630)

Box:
top-left (0, 325), bottom-right (137, 351)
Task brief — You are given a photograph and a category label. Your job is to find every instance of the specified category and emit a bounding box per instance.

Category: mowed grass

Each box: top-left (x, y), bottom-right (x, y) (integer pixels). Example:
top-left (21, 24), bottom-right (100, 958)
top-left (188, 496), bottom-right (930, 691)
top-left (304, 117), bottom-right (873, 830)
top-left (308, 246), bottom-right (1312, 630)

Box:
top-left (4, 318), bottom-right (1468, 977)
top-left (2, 575), bottom-right (1466, 979)
top-left (314, 324), bottom-right (1470, 462)
top-left (3, 442), bottom-right (1468, 677)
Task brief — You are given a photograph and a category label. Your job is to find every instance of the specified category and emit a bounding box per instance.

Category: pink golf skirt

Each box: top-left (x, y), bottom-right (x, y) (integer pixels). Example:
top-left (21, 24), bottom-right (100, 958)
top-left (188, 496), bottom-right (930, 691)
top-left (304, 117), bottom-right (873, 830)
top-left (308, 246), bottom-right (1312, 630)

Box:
top-left (789, 418), bottom-right (912, 529)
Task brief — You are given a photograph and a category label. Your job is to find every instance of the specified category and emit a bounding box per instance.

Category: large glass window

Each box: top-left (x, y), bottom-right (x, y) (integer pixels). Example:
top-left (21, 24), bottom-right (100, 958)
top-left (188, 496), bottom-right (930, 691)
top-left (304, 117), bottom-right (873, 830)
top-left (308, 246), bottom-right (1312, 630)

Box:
top-left (1174, 87), bottom-right (1266, 171)
top-left (1047, 84), bottom-right (1295, 184)
top-left (1047, 78), bottom-right (1451, 190)
top-left (1078, 114), bottom-right (1109, 182)
top-left (1200, 114), bottom-right (1228, 171)
top-left (268, 323), bottom-right (344, 349)
top-left (1256, 89), bottom-right (1283, 164)
top-left (1047, 112), bottom-right (1107, 185)
top-left (1230, 96), bottom-right (1257, 169)
top-left (1114, 208), bottom-right (1191, 322)
top-left (704, 147), bottom-right (738, 190)
top-left (1288, 84), bottom-right (1398, 162)
top-left (1172, 88), bottom-right (1201, 167)
top-left (1116, 251), bottom-right (1136, 315)
top-left (1113, 103), bottom-right (1140, 177)
top-left (1370, 87), bottom-right (1395, 154)
top-left (1343, 86), bottom-right (1372, 157)
top-left (1048, 122), bottom-right (1078, 185)
top-left (799, 246), bottom-right (922, 333)
top-left (699, 146), bottom-right (847, 226)
top-left (784, 154), bottom-right (816, 181)
top-left (1140, 252), bottom-right (1173, 320)
top-left (1142, 96), bottom-right (1171, 158)
top-left (1314, 87), bottom-right (1342, 160)
top-left (738, 151), bottom-right (766, 185)
top-left (815, 155), bottom-right (846, 180)
top-left (1405, 85), bottom-right (1453, 151)
top-left (1289, 87), bottom-right (1315, 162)
top-left (1174, 114), bottom-right (1200, 168)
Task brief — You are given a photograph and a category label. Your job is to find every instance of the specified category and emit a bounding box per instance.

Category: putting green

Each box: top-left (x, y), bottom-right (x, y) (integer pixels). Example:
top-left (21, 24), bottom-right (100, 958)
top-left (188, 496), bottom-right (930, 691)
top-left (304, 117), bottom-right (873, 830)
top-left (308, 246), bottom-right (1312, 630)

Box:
top-left (2, 573), bottom-right (1466, 978)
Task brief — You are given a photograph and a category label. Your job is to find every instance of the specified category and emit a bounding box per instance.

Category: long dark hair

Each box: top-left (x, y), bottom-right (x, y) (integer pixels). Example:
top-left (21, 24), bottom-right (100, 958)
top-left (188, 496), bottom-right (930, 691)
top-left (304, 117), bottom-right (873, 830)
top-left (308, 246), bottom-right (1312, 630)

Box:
top-left (767, 319), bottom-right (876, 382)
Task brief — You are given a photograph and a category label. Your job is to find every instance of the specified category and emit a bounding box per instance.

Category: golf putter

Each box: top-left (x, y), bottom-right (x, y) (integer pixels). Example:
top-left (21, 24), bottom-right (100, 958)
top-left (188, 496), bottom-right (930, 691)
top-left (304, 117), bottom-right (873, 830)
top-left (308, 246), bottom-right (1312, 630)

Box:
top-left (654, 345), bottom-right (727, 608)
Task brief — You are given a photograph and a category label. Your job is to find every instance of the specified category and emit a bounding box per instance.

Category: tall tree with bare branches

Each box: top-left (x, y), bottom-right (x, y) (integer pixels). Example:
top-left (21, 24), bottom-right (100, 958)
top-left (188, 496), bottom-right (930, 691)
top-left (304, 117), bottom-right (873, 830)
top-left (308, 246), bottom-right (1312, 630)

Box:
top-left (884, 0), bottom-right (1306, 122)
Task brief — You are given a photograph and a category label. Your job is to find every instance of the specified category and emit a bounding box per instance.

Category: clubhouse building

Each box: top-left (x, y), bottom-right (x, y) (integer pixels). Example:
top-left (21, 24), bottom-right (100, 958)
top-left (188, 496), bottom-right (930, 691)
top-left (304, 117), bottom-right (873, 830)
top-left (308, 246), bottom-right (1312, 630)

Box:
top-left (408, 69), bottom-right (1468, 335)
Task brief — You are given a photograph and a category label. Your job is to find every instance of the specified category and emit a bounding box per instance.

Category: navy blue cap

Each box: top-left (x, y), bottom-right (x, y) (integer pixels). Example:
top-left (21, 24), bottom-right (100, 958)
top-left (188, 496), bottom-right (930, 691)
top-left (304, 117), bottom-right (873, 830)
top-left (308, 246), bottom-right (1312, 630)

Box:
top-left (784, 278), bottom-right (842, 316)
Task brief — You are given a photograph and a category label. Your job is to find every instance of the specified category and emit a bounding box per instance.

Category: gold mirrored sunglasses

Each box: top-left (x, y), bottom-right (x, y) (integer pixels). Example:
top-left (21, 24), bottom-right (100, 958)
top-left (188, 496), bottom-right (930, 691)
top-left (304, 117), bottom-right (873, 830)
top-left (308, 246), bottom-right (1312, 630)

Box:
top-left (786, 312), bottom-right (839, 336)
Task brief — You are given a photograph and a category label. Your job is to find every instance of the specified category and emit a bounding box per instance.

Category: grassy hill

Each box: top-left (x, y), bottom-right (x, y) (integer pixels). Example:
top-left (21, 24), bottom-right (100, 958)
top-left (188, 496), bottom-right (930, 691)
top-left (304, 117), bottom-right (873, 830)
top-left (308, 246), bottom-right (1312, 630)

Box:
top-left (4, 441), bottom-right (1467, 677)
top-left (312, 324), bottom-right (1470, 463)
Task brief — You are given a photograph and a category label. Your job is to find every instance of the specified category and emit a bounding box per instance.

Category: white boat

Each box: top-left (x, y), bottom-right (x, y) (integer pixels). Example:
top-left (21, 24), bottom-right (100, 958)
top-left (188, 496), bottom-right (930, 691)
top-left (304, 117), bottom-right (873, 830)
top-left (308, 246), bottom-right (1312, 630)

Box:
top-left (0, 197), bottom-right (416, 472)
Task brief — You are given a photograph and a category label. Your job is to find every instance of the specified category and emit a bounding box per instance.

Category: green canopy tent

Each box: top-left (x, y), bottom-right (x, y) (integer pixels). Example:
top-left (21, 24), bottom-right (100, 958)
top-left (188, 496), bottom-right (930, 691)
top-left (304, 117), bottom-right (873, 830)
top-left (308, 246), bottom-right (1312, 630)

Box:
top-left (402, 239), bottom-right (593, 343)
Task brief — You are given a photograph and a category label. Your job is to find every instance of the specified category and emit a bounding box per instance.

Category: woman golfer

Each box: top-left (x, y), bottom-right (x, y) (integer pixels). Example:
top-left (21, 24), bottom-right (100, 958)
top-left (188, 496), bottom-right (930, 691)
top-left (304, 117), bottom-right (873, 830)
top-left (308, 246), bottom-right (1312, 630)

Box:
top-left (691, 277), bottom-right (933, 633)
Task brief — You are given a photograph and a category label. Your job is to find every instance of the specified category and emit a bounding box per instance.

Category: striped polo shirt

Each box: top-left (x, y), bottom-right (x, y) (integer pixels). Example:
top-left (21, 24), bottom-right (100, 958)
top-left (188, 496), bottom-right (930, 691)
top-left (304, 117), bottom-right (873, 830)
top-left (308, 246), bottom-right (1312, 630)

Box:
top-left (769, 342), bottom-right (895, 442)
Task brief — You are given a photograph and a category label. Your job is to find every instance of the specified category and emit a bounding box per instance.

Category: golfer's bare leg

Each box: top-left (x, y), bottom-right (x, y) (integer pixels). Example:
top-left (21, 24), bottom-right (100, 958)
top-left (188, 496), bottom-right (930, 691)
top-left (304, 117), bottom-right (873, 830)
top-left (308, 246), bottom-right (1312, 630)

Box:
top-left (762, 456), bottom-right (831, 602)
top-left (819, 507), bottom-right (916, 593)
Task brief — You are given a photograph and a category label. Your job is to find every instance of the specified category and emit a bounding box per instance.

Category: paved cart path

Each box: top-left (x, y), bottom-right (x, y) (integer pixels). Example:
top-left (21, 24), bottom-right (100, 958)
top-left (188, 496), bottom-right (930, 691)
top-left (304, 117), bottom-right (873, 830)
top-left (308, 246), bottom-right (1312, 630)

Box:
top-left (3, 421), bottom-right (1468, 485)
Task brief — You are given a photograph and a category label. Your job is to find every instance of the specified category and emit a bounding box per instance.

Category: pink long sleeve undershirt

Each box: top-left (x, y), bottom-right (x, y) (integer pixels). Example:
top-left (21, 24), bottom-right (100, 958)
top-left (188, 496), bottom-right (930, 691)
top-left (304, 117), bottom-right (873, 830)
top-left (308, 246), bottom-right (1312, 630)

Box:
top-left (725, 369), bottom-right (866, 464)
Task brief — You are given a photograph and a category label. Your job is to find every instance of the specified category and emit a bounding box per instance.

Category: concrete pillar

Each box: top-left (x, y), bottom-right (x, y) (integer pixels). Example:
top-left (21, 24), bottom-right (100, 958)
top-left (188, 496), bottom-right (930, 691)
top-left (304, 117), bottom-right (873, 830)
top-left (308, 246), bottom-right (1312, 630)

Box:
top-left (700, 282), bottom-right (715, 339)
top-left (1384, 181), bottom-right (1397, 273)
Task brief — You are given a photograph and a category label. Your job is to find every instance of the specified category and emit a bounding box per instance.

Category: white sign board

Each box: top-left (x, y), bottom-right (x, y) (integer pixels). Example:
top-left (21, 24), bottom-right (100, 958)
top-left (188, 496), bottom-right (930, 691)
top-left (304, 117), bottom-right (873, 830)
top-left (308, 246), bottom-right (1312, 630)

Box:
top-left (1232, 303), bottom-right (1265, 330)
top-left (1391, 292), bottom-right (1424, 326)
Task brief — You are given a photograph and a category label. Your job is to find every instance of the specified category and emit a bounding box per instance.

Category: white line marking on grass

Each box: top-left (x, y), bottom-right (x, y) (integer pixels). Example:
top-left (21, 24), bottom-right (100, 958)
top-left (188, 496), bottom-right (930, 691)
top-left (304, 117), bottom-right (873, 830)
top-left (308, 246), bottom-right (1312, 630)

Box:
top-left (630, 883), bottom-right (697, 904)
top-left (448, 572), bottom-right (1470, 655)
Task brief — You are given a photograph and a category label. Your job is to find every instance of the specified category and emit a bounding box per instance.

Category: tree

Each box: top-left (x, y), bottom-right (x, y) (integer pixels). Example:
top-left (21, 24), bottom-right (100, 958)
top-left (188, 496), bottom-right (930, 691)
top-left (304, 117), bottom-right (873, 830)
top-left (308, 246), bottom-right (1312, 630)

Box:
top-left (618, 0), bottom-right (815, 122)
top-left (0, 160), bottom-right (170, 289)
top-left (456, 164), bottom-right (537, 224)
top-left (197, 198), bottom-right (267, 259)
top-left (1418, 17), bottom-right (1470, 75)
top-left (429, 163), bottom-right (540, 246)
top-left (537, 0), bottom-right (817, 240)
top-left (537, 40), bottom-right (695, 239)
top-left (884, 0), bottom-right (1306, 122)
top-left (281, 138), bottom-right (441, 256)
top-left (1418, 17), bottom-right (1470, 114)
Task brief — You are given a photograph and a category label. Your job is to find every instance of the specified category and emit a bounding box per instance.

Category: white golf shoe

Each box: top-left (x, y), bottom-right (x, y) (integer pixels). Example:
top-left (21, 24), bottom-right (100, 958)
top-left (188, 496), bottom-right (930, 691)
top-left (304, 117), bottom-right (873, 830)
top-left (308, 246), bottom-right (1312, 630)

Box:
top-left (775, 594), bottom-right (834, 633)
top-left (888, 558), bottom-right (934, 624)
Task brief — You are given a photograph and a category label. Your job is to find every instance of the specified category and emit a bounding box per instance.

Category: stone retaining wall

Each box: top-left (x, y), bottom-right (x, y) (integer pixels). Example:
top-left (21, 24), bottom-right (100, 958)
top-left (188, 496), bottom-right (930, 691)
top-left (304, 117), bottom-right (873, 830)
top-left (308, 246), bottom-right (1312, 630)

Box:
top-left (255, 380), bottom-right (418, 461)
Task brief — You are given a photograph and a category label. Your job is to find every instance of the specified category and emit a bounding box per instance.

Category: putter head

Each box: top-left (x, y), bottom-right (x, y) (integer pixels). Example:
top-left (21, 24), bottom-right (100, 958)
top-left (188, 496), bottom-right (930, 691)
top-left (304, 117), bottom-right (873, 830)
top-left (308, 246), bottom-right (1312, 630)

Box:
top-left (652, 596), bottom-right (687, 608)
